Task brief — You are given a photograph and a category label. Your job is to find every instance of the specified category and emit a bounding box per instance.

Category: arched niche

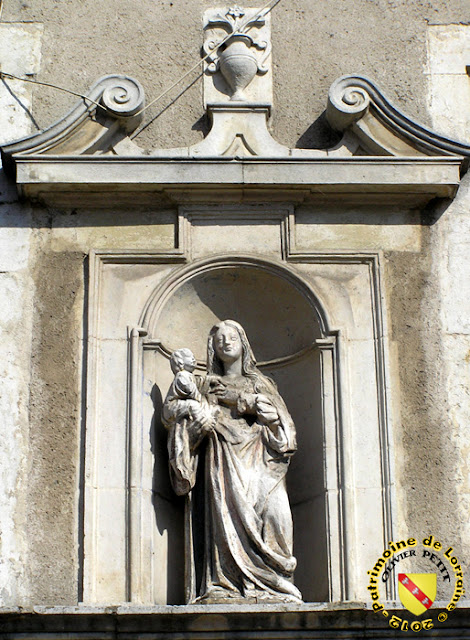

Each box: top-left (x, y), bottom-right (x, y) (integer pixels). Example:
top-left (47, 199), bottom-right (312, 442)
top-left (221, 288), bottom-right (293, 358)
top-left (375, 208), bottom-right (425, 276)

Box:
top-left (132, 257), bottom-right (343, 604)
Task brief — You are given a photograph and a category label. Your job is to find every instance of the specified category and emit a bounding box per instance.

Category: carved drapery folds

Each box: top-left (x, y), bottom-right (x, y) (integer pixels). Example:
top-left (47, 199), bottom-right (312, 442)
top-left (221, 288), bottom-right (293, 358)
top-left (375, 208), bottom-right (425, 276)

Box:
top-left (162, 319), bottom-right (302, 604)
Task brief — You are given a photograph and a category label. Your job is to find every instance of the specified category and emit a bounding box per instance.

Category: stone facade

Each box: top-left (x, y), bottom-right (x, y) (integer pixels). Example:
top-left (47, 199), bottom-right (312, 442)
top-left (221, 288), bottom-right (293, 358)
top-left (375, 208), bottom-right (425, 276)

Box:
top-left (0, 2), bottom-right (470, 637)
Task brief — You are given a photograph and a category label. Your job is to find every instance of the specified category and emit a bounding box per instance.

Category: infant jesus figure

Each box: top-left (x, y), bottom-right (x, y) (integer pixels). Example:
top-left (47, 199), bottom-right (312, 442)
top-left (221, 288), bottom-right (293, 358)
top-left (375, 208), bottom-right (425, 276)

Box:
top-left (162, 347), bottom-right (217, 432)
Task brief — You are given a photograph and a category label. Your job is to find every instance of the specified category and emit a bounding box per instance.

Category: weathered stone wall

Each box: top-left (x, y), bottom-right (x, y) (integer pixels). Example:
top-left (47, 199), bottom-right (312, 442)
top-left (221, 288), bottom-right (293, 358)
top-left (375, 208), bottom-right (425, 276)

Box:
top-left (2, 0), bottom-right (469, 150)
top-left (0, 23), bottom-right (43, 606)
top-left (426, 25), bottom-right (470, 558)
top-left (0, 0), bottom-right (469, 608)
top-left (26, 236), bottom-right (84, 604)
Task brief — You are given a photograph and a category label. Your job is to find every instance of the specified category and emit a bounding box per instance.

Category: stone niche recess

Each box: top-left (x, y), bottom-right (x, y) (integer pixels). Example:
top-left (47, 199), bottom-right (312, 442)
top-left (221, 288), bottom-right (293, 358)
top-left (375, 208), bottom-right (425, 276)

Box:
top-left (84, 240), bottom-right (389, 606)
top-left (1, 5), bottom-right (469, 611)
top-left (141, 257), bottom-right (328, 603)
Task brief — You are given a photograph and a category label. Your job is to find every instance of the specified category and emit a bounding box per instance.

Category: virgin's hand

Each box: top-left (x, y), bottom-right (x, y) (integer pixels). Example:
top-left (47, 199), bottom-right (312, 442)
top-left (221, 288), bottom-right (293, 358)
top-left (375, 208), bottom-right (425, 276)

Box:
top-left (211, 381), bottom-right (238, 406)
top-left (255, 394), bottom-right (280, 426)
top-left (216, 388), bottom-right (239, 406)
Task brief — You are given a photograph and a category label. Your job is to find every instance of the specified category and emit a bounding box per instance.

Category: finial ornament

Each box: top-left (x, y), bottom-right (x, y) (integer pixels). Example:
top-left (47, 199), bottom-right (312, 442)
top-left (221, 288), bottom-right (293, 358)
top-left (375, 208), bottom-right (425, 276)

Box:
top-left (203, 6), bottom-right (271, 101)
top-left (226, 5), bottom-right (245, 19)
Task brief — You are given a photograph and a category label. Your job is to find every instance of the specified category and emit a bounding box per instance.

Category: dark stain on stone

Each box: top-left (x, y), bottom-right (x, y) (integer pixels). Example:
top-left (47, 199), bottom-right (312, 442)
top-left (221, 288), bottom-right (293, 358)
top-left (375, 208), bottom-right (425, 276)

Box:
top-left (384, 221), bottom-right (459, 547)
top-left (27, 250), bottom-right (85, 604)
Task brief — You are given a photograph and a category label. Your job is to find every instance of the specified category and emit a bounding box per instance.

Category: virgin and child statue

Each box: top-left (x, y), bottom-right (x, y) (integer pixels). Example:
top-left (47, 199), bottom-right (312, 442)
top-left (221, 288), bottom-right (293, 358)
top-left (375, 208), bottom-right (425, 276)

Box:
top-left (162, 320), bottom-right (302, 604)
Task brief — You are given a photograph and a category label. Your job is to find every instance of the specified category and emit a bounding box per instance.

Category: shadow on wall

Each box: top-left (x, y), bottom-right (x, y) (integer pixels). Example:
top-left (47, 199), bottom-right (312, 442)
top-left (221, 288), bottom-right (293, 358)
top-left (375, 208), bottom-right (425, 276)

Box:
top-left (150, 383), bottom-right (186, 604)
top-left (296, 110), bottom-right (342, 150)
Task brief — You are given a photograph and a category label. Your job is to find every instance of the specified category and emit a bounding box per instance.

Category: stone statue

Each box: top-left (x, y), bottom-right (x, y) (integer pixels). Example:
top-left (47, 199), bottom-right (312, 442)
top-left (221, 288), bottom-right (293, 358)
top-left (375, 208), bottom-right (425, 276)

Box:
top-left (162, 348), bottom-right (217, 431)
top-left (162, 320), bottom-right (302, 604)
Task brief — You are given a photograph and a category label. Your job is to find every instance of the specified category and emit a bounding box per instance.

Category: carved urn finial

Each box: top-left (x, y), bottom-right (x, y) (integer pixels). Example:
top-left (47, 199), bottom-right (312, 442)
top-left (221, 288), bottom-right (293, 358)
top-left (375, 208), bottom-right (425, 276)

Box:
top-left (218, 34), bottom-right (259, 100)
top-left (203, 5), bottom-right (271, 101)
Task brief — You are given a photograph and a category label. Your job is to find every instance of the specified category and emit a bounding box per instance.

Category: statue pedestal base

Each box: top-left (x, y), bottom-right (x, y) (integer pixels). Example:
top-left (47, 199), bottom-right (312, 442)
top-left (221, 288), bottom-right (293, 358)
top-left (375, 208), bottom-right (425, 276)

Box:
top-left (193, 587), bottom-right (301, 605)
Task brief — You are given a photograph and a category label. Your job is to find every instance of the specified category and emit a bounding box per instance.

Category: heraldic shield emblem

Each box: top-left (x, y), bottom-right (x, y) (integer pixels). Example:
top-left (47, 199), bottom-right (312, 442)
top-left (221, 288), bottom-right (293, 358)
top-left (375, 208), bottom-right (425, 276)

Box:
top-left (398, 573), bottom-right (437, 616)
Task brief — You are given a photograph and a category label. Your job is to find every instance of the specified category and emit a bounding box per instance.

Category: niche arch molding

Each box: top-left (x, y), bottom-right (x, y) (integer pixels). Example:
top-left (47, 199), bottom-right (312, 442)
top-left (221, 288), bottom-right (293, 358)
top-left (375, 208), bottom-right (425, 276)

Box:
top-left (83, 249), bottom-right (395, 607)
top-left (141, 254), bottom-right (332, 345)
top-left (135, 256), bottom-right (342, 603)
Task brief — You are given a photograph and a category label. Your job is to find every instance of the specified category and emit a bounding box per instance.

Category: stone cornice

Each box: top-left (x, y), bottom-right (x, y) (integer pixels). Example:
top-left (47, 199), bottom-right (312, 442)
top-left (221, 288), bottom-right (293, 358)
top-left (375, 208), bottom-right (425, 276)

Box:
top-left (1, 73), bottom-right (468, 206)
top-left (14, 156), bottom-right (461, 206)
top-left (0, 603), bottom-right (469, 638)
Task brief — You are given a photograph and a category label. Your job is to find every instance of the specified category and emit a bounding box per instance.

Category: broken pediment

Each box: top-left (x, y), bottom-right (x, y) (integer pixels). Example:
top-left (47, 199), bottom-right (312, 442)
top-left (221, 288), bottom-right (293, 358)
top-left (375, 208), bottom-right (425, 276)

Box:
top-left (1, 68), bottom-right (469, 206)
top-left (327, 74), bottom-right (470, 163)
top-left (1, 74), bottom-right (146, 173)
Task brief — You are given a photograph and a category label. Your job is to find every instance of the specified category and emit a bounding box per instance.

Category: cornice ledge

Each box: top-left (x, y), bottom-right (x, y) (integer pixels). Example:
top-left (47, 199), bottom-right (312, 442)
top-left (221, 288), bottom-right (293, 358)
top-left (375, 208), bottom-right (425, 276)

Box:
top-left (13, 156), bottom-right (461, 207)
top-left (0, 72), bottom-right (466, 206)
top-left (1, 74), bottom-right (145, 176)
top-left (327, 74), bottom-right (470, 170)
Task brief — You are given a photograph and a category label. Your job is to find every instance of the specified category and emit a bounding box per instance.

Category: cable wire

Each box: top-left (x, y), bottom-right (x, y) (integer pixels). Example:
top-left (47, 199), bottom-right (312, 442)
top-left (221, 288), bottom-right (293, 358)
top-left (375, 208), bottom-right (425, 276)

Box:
top-left (0, 0), bottom-right (283, 126)
top-left (131, 0), bottom-right (283, 119)
top-left (0, 71), bottom-right (105, 110)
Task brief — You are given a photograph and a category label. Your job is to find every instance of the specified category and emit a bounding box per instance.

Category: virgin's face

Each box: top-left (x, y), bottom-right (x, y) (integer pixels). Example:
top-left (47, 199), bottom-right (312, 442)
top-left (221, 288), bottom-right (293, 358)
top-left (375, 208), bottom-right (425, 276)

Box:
top-left (214, 324), bottom-right (243, 364)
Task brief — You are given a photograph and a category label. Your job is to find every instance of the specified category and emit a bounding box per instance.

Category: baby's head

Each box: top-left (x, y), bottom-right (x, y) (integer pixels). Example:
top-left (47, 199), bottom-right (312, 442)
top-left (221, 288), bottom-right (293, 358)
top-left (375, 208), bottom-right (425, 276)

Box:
top-left (170, 348), bottom-right (197, 374)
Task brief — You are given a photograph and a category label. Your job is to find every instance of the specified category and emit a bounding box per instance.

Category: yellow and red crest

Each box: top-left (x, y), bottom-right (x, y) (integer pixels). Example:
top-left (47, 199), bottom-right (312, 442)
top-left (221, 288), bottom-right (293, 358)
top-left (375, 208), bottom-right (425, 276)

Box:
top-left (398, 573), bottom-right (437, 616)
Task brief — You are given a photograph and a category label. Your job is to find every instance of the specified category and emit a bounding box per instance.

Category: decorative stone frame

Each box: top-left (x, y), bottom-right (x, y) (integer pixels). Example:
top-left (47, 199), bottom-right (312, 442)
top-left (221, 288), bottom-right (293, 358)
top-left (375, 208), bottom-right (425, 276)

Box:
top-left (83, 208), bottom-right (395, 604)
